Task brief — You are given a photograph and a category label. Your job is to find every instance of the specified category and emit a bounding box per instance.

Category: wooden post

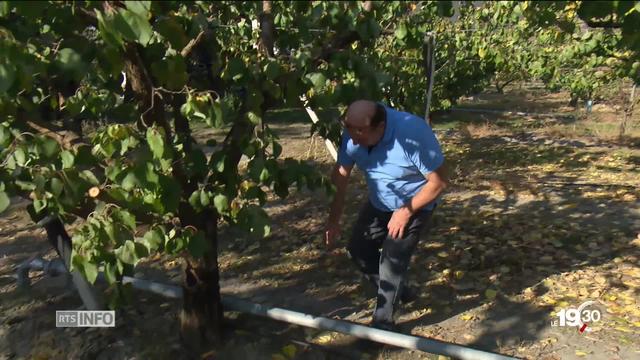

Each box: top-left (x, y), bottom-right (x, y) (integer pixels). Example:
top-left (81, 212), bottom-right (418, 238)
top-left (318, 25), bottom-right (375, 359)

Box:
top-left (423, 32), bottom-right (436, 126)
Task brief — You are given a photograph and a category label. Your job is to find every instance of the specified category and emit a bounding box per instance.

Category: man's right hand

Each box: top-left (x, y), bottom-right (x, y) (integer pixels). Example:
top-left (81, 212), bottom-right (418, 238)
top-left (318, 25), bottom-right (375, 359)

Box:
top-left (324, 221), bottom-right (341, 250)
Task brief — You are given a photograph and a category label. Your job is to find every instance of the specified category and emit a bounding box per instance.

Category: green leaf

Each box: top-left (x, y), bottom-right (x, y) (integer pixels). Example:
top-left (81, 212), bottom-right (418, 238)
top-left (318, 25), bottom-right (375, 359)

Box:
top-left (272, 141), bottom-right (282, 158)
top-left (125, 1), bottom-right (151, 19)
top-left (96, 10), bottom-right (124, 48)
top-left (60, 150), bottom-right (75, 169)
top-left (121, 171), bottom-right (140, 191)
top-left (104, 262), bottom-right (117, 285)
top-left (159, 175), bottom-right (180, 213)
top-left (42, 137), bottom-right (60, 159)
top-left (395, 22), bottom-right (408, 40)
top-left (84, 261), bottom-right (98, 285)
top-left (115, 240), bottom-right (139, 265)
top-left (0, 125), bottom-right (12, 147)
top-left (79, 170), bottom-right (99, 187)
top-left (259, 167), bottom-right (270, 183)
top-left (211, 152), bottom-right (226, 173)
top-left (224, 58), bottom-right (246, 81)
top-left (156, 17), bottom-right (189, 50)
top-left (0, 2), bottom-right (9, 17)
top-left (15, 180), bottom-right (36, 191)
top-left (0, 192), bottom-right (10, 213)
top-left (71, 254), bottom-right (98, 284)
top-left (238, 205), bottom-right (271, 238)
top-left (187, 231), bottom-right (209, 258)
top-left (0, 61), bottom-right (16, 93)
top-left (208, 100), bottom-right (224, 128)
top-left (50, 178), bottom-right (64, 197)
top-left (56, 48), bottom-right (87, 82)
top-left (213, 194), bottom-right (229, 214)
top-left (116, 210), bottom-right (136, 230)
top-left (141, 227), bottom-right (164, 252)
top-left (150, 56), bottom-right (188, 90)
top-left (113, 8), bottom-right (153, 46)
top-left (436, 1), bottom-right (454, 17)
top-left (264, 61), bottom-right (282, 80)
top-left (14, 147), bottom-right (27, 166)
top-left (247, 111), bottom-right (261, 125)
top-left (33, 198), bottom-right (47, 213)
top-left (146, 127), bottom-right (165, 159)
top-left (305, 72), bottom-right (327, 91)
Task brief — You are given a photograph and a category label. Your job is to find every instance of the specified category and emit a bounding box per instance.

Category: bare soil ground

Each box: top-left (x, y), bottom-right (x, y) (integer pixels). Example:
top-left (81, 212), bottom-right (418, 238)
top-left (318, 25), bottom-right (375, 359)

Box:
top-left (1, 88), bottom-right (639, 360)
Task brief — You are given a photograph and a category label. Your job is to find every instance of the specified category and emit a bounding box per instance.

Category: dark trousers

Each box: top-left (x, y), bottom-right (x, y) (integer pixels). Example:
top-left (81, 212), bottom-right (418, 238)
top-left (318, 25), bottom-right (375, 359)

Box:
top-left (347, 201), bottom-right (434, 325)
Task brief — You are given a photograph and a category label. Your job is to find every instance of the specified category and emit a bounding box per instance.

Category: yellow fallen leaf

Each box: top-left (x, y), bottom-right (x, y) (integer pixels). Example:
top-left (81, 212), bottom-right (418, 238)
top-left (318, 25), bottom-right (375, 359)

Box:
top-left (314, 333), bottom-right (334, 345)
top-left (543, 296), bottom-right (557, 305)
top-left (460, 314), bottom-right (474, 321)
top-left (282, 344), bottom-right (296, 359)
top-left (615, 326), bottom-right (633, 333)
top-left (575, 350), bottom-right (589, 357)
top-left (485, 289), bottom-right (497, 300)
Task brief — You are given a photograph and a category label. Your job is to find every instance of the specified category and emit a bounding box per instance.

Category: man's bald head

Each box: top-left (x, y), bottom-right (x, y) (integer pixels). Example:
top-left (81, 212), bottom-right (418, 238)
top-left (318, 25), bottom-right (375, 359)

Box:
top-left (345, 100), bottom-right (377, 127)
top-left (342, 100), bottom-right (387, 146)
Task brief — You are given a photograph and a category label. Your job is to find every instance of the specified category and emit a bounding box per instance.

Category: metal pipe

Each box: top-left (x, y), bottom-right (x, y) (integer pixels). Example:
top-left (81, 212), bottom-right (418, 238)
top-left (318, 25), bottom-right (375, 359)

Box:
top-left (121, 275), bottom-right (183, 299)
top-left (16, 260), bottom-right (516, 359)
top-left (450, 107), bottom-right (574, 119)
top-left (119, 276), bottom-right (517, 360)
top-left (16, 257), bottom-right (67, 287)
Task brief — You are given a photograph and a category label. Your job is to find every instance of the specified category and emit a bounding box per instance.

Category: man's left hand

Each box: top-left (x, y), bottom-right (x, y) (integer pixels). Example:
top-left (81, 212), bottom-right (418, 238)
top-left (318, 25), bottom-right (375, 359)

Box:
top-left (387, 206), bottom-right (413, 240)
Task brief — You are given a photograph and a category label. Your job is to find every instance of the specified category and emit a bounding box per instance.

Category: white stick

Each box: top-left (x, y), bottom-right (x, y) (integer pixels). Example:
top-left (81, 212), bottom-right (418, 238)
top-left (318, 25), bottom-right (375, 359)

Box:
top-left (300, 96), bottom-right (338, 161)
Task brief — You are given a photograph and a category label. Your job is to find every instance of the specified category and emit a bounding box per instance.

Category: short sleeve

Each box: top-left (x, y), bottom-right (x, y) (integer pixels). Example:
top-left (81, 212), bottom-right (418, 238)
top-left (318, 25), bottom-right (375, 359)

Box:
top-left (337, 130), bottom-right (355, 166)
top-left (407, 124), bottom-right (444, 176)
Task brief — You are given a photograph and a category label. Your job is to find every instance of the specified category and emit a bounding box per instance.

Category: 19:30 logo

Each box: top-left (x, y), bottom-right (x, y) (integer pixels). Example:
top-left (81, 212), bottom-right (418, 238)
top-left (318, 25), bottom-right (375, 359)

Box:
top-left (551, 301), bottom-right (602, 333)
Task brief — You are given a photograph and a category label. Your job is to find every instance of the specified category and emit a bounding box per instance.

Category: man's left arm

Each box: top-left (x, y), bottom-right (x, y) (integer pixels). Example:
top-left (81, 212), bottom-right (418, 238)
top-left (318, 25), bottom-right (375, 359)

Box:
top-left (387, 164), bottom-right (448, 239)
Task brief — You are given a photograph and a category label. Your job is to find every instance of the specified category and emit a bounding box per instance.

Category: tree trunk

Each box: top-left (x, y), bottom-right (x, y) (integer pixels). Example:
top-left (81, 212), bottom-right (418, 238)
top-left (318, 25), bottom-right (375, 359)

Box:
top-left (180, 209), bottom-right (223, 355)
top-left (258, 1), bottom-right (274, 57)
top-left (619, 84), bottom-right (637, 139)
top-left (120, 34), bottom-right (225, 355)
top-left (569, 95), bottom-right (578, 108)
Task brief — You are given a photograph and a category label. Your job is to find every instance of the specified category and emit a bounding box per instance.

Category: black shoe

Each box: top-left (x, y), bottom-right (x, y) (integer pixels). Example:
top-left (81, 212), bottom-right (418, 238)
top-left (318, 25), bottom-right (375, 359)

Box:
top-left (399, 284), bottom-right (418, 304)
top-left (370, 320), bottom-right (399, 333)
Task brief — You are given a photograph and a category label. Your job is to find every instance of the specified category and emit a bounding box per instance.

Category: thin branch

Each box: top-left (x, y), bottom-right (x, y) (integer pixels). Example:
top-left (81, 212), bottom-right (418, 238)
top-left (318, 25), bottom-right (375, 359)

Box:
top-left (181, 30), bottom-right (209, 58)
top-left (583, 20), bottom-right (622, 29)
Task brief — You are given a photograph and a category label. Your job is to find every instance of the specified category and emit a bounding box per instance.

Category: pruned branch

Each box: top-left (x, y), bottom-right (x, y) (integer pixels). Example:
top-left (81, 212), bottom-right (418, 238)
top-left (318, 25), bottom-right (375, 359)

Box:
top-left (21, 118), bottom-right (82, 148)
top-left (583, 19), bottom-right (622, 28)
top-left (181, 30), bottom-right (210, 59)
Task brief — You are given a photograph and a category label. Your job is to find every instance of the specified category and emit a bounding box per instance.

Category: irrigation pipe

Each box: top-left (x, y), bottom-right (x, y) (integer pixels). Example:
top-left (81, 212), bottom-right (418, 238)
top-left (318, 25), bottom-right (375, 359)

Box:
top-left (14, 259), bottom-right (516, 359)
top-left (450, 107), bottom-right (576, 119)
top-left (120, 276), bottom-right (518, 360)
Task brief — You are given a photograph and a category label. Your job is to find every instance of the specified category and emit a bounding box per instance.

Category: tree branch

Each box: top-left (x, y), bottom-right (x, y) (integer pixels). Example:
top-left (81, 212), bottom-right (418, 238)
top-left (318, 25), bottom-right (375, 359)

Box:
top-left (181, 30), bottom-right (210, 59)
top-left (583, 20), bottom-right (622, 28)
top-left (20, 118), bottom-right (82, 148)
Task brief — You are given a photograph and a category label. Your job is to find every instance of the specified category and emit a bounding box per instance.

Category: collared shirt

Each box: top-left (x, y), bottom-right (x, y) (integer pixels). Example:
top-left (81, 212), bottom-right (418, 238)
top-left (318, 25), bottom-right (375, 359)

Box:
top-left (337, 105), bottom-right (444, 212)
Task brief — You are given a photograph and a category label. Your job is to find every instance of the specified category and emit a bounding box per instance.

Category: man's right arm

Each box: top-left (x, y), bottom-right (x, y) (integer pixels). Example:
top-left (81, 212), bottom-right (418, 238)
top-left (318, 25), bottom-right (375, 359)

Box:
top-left (325, 163), bottom-right (353, 248)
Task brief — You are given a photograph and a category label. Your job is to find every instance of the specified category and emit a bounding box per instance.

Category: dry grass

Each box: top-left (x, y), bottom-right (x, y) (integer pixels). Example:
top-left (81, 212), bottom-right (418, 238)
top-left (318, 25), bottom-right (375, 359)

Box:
top-left (458, 121), bottom-right (507, 139)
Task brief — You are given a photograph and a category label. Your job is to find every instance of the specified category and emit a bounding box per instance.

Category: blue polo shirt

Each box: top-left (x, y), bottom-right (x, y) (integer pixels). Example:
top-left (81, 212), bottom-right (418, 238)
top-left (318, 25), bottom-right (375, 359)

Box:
top-left (337, 105), bottom-right (444, 212)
